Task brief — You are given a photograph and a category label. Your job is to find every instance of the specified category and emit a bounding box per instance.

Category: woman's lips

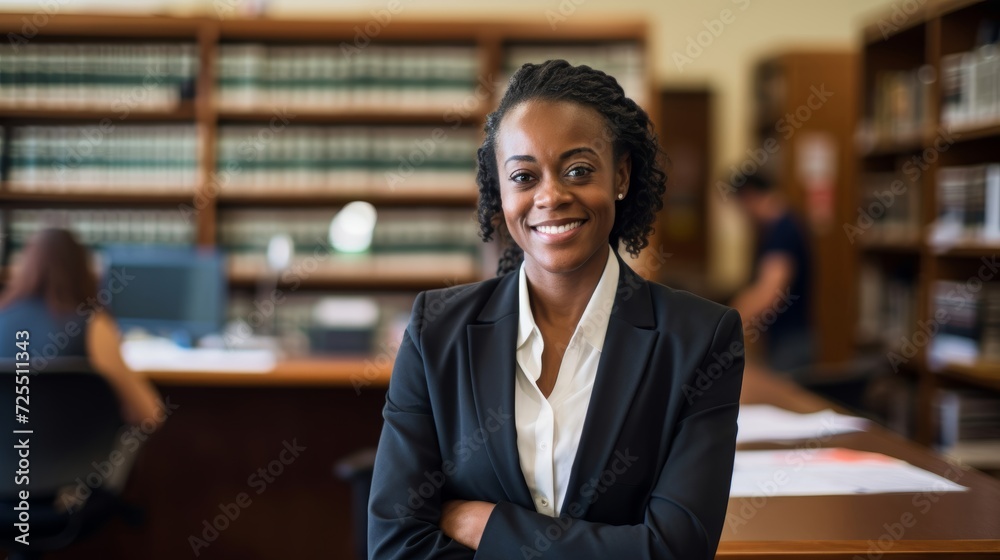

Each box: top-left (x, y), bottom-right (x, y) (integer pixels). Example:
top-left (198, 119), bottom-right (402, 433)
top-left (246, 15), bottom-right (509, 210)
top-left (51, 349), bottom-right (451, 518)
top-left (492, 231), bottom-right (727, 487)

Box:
top-left (531, 220), bottom-right (585, 242)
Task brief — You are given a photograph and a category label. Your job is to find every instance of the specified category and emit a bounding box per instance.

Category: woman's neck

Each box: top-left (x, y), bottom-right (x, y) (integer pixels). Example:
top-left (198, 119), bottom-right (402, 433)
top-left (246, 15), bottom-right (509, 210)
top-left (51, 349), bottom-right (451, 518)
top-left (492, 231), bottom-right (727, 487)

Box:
top-left (523, 245), bottom-right (610, 330)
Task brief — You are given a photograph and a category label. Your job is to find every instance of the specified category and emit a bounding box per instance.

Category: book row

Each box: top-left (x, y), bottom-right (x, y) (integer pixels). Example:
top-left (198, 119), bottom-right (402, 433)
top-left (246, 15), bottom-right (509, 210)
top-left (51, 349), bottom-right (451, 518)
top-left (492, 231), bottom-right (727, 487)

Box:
top-left (936, 388), bottom-right (1000, 453)
top-left (856, 164), bottom-right (1000, 248)
top-left (0, 43), bottom-right (199, 110)
top-left (857, 171), bottom-right (922, 244)
top-left (1, 207), bottom-right (482, 279)
top-left (941, 44), bottom-right (1000, 129)
top-left (0, 41), bottom-right (649, 115)
top-left (216, 44), bottom-right (480, 112)
top-left (214, 125), bottom-right (479, 193)
top-left (931, 163), bottom-right (1000, 247)
top-left (929, 279), bottom-right (1000, 368)
top-left (857, 261), bottom-right (918, 351)
top-left (218, 208), bottom-right (480, 254)
top-left (0, 124), bottom-right (486, 193)
top-left (4, 209), bottom-right (197, 254)
top-left (864, 66), bottom-right (933, 145)
top-left (2, 125), bottom-right (199, 190)
top-left (858, 262), bottom-right (1000, 369)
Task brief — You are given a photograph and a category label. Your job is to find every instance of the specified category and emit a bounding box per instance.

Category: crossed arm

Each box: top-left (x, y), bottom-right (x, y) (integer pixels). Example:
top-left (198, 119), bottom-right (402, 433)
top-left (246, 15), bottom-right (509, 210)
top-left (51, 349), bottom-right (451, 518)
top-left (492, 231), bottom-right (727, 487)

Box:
top-left (368, 294), bottom-right (744, 560)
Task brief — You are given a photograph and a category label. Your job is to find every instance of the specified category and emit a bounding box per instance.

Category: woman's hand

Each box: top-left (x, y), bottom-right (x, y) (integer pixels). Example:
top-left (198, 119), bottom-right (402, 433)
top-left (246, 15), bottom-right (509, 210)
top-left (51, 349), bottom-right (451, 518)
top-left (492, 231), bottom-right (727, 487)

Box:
top-left (440, 499), bottom-right (496, 550)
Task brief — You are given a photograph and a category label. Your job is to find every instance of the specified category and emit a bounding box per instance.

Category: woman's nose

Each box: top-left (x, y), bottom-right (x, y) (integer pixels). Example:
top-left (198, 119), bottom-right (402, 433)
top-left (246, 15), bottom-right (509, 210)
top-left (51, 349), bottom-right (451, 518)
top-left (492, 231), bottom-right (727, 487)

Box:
top-left (534, 175), bottom-right (572, 208)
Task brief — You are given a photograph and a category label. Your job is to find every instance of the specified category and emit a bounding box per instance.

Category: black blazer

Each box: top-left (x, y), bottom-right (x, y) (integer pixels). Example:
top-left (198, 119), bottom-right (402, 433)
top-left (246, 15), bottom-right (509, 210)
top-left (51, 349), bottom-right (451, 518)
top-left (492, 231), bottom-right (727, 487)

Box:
top-left (368, 252), bottom-right (744, 560)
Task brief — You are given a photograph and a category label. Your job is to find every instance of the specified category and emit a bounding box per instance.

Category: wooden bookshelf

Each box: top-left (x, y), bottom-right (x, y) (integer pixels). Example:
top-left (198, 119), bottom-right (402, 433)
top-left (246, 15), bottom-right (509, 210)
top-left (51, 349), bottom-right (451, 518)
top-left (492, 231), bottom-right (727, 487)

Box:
top-left (0, 190), bottom-right (195, 206)
top-left (855, 0), bottom-right (1000, 452)
top-left (859, 136), bottom-right (926, 157)
top-left (0, 104), bottom-right (198, 121)
top-left (0, 13), bottom-right (656, 256)
top-left (858, 238), bottom-right (923, 254)
top-left (216, 108), bottom-right (488, 126)
top-left (0, 13), bottom-right (659, 354)
top-left (949, 122), bottom-right (1000, 142)
top-left (938, 362), bottom-right (1000, 392)
top-left (931, 242), bottom-right (1000, 257)
top-left (216, 191), bottom-right (478, 208)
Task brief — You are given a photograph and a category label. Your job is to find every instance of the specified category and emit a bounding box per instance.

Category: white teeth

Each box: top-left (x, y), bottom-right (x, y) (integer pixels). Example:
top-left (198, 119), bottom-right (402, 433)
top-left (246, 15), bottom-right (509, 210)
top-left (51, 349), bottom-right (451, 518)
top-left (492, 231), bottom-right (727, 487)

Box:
top-left (535, 221), bottom-right (582, 235)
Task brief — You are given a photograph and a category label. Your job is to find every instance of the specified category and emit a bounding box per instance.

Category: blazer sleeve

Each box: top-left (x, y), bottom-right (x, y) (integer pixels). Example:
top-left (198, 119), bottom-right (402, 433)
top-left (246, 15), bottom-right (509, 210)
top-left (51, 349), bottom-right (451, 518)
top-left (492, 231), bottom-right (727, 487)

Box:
top-left (368, 292), bottom-right (475, 560)
top-left (475, 308), bottom-right (744, 560)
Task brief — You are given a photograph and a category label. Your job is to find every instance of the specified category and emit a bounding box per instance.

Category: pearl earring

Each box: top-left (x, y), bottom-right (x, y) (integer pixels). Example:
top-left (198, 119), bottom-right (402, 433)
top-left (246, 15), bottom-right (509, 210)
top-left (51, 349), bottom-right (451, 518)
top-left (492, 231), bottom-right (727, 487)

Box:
top-left (617, 193), bottom-right (624, 200)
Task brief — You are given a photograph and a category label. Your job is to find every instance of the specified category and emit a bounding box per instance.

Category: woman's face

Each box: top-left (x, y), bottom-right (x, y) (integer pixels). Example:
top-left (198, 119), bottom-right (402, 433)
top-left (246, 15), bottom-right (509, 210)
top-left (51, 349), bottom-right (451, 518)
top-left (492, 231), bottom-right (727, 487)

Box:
top-left (495, 99), bottom-right (629, 277)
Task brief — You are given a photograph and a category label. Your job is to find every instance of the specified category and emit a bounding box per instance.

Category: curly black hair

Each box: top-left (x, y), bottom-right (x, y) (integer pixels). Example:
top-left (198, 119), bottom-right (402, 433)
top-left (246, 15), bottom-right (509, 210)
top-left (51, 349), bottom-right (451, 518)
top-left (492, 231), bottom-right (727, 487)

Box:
top-left (476, 59), bottom-right (667, 276)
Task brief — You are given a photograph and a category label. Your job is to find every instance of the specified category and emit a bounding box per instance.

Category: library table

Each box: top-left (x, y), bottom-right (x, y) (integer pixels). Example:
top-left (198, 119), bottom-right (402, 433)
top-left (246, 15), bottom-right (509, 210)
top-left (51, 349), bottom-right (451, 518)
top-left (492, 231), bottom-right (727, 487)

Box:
top-left (719, 367), bottom-right (1000, 558)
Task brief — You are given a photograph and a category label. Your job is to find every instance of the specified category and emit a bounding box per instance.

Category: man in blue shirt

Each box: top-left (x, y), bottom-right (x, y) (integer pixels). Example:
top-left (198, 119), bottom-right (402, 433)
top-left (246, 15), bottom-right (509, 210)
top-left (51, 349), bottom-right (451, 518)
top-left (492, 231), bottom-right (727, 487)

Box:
top-left (731, 172), bottom-right (814, 377)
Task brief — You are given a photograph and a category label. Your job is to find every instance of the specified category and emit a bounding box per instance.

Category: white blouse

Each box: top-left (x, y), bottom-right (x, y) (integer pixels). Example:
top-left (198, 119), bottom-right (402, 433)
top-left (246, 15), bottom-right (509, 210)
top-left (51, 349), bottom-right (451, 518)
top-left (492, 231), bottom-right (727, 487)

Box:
top-left (514, 247), bottom-right (620, 517)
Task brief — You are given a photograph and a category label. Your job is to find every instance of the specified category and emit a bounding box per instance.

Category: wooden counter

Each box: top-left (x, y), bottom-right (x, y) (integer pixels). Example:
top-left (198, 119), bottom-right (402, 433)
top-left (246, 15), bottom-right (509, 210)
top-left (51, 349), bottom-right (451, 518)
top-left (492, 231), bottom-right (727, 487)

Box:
top-left (720, 366), bottom-right (1000, 558)
top-left (50, 361), bottom-right (1000, 559)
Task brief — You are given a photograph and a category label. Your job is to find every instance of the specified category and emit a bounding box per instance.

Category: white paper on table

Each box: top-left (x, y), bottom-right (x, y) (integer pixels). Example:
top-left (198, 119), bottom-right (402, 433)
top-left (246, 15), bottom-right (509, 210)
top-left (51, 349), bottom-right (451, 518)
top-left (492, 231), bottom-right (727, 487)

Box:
top-left (121, 338), bottom-right (276, 373)
top-left (737, 404), bottom-right (869, 444)
top-left (730, 448), bottom-right (968, 497)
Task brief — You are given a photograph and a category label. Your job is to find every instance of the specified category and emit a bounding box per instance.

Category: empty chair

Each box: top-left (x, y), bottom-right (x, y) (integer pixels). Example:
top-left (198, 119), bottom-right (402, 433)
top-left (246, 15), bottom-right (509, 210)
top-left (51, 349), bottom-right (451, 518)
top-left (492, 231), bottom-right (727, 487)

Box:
top-left (0, 358), bottom-right (144, 559)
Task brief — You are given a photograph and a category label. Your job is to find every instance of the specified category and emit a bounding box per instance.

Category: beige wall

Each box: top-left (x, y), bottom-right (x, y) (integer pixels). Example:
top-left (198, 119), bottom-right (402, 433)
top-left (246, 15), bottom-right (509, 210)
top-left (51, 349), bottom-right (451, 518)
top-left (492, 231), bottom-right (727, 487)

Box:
top-left (4, 0), bottom-right (902, 286)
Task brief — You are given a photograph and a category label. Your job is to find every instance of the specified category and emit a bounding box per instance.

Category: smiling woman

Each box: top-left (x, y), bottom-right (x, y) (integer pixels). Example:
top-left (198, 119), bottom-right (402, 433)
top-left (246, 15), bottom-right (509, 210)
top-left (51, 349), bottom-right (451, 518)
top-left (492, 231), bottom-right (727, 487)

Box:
top-left (477, 60), bottom-right (666, 278)
top-left (494, 100), bottom-right (627, 283)
top-left (368, 60), bottom-right (745, 560)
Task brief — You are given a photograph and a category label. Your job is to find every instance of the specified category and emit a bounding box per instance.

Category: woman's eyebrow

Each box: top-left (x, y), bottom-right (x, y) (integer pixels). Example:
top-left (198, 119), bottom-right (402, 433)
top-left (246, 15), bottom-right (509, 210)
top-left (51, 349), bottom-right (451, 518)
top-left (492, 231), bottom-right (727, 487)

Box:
top-left (504, 154), bottom-right (537, 165)
top-left (559, 146), bottom-right (598, 159)
top-left (504, 146), bottom-right (598, 166)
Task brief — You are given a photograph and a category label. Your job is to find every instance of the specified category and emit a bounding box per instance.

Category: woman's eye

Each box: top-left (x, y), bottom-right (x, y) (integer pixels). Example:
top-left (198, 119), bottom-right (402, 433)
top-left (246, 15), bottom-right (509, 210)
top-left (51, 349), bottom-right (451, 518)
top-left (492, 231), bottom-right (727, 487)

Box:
top-left (510, 172), bottom-right (533, 183)
top-left (567, 166), bottom-right (592, 178)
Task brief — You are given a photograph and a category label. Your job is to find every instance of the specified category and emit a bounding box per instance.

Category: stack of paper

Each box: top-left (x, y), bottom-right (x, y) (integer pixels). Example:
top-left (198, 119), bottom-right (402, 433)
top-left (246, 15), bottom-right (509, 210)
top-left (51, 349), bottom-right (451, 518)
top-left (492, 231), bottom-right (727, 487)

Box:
top-left (121, 338), bottom-right (276, 373)
top-left (737, 404), bottom-right (870, 444)
top-left (730, 448), bottom-right (968, 497)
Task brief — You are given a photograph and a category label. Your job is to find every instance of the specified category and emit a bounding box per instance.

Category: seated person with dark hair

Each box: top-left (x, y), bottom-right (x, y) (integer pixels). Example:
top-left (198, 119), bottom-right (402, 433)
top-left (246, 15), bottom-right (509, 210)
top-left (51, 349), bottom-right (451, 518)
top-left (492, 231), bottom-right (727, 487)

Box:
top-left (0, 227), bottom-right (164, 428)
top-left (731, 171), bottom-right (815, 376)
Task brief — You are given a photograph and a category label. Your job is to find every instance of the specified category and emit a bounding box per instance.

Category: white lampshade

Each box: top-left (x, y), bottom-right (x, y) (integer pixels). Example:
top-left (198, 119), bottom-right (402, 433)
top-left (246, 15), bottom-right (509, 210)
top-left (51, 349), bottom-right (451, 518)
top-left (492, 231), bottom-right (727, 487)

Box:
top-left (329, 201), bottom-right (377, 253)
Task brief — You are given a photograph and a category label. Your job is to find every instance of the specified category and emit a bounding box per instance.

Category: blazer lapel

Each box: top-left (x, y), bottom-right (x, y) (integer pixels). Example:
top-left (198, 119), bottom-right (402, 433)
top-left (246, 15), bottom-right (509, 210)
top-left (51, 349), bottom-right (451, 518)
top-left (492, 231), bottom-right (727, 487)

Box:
top-left (561, 255), bottom-right (659, 517)
top-left (467, 271), bottom-right (534, 507)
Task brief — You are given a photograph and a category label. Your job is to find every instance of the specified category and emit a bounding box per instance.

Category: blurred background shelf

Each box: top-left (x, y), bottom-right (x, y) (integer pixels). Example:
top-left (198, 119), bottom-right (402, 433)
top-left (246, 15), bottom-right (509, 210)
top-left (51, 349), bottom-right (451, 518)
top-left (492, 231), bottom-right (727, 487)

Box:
top-left (853, 0), bottom-right (1000, 453)
top-left (216, 108), bottom-right (486, 126)
top-left (0, 104), bottom-right (197, 121)
top-left (858, 238), bottom-right (923, 254)
top-left (930, 243), bottom-right (1000, 257)
top-left (0, 190), bottom-right (195, 206)
top-left (949, 122), bottom-right (1000, 143)
top-left (216, 190), bottom-right (479, 207)
top-left (938, 362), bottom-right (1000, 392)
top-left (0, 14), bottom-right (654, 437)
top-left (227, 265), bottom-right (481, 291)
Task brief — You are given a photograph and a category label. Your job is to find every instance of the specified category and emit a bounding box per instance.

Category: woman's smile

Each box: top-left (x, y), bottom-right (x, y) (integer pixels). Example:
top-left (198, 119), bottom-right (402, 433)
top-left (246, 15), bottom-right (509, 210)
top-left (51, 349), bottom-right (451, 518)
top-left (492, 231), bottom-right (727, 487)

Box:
top-left (530, 218), bottom-right (587, 241)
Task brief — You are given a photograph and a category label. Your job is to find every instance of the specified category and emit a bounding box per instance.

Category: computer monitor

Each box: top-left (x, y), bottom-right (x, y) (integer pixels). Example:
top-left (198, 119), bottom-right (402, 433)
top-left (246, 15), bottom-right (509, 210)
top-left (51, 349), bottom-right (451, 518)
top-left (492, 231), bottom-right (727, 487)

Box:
top-left (100, 245), bottom-right (227, 344)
